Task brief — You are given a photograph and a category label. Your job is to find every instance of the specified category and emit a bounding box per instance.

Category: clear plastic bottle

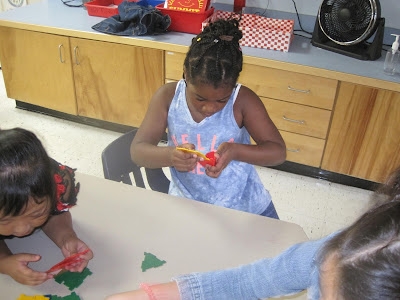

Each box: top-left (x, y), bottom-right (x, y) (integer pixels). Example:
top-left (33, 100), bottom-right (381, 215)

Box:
top-left (384, 34), bottom-right (400, 75)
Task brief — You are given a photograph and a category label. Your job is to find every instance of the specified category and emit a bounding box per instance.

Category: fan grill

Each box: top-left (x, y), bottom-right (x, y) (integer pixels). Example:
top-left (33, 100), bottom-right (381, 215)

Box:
top-left (319, 0), bottom-right (378, 45)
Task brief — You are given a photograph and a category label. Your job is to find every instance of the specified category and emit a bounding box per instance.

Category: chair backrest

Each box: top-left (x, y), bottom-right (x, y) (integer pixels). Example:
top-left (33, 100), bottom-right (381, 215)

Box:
top-left (101, 129), bottom-right (170, 194)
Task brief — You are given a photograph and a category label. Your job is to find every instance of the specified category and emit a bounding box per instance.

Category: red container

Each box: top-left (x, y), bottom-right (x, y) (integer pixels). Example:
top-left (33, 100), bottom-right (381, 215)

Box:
top-left (85, 0), bottom-right (166, 18)
top-left (156, 4), bottom-right (214, 34)
top-left (85, 0), bottom-right (125, 17)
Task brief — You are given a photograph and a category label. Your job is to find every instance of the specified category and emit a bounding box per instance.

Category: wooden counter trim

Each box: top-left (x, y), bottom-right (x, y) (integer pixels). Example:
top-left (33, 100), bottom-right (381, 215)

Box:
top-left (0, 20), bottom-right (398, 93)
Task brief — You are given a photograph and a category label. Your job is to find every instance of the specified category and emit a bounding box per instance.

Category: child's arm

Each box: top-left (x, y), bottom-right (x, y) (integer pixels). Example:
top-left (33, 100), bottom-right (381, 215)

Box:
top-left (206, 86), bottom-right (286, 178)
top-left (0, 239), bottom-right (51, 285)
top-left (42, 211), bottom-right (93, 272)
top-left (131, 82), bottom-right (199, 172)
top-left (106, 236), bottom-right (330, 300)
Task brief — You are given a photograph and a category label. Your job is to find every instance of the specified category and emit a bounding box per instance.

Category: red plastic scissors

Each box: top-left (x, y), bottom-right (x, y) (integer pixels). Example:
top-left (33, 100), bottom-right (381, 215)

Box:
top-left (46, 249), bottom-right (89, 273)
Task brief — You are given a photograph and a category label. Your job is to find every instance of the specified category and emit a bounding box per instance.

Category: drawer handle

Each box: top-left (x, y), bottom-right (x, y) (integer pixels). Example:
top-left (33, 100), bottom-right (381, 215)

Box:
top-left (283, 115), bottom-right (305, 124)
top-left (74, 46), bottom-right (80, 65)
top-left (58, 44), bottom-right (65, 63)
top-left (288, 86), bottom-right (310, 93)
top-left (287, 148), bottom-right (300, 153)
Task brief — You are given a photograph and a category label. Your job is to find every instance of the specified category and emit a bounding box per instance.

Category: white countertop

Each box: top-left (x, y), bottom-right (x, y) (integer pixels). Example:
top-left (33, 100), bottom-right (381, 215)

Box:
top-left (0, 0), bottom-right (399, 89)
top-left (2, 173), bottom-right (308, 299)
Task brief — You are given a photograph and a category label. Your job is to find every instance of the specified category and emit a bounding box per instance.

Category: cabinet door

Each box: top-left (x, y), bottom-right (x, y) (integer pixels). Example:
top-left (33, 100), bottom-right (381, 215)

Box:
top-left (70, 38), bottom-right (163, 127)
top-left (0, 27), bottom-right (76, 114)
top-left (322, 82), bottom-right (400, 182)
top-left (165, 51), bottom-right (185, 80)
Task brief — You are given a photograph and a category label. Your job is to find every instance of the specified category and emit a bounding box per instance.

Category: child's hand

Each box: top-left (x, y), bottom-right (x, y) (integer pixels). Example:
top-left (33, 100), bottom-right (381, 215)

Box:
top-left (0, 253), bottom-right (52, 285)
top-left (205, 142), bottom-right (234, 178)
top-left (171, 144), bottom-right (200, 172)
top-left (60, 236), bottom-right (93, 272)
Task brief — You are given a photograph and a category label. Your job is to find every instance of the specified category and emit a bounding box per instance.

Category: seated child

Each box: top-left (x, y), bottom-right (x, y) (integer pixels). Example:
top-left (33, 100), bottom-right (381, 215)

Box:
top-left (0, 128), bottom-right (93, 285)
top-left (105, 167), bottom-right (400, 300)
top-left (131, 19), bottom-right (286, 219)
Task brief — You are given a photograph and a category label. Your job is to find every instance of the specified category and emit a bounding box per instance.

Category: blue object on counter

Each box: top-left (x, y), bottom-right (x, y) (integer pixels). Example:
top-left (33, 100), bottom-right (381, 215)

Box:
top-left (143, 0), bottom-right (165, 7)
top-left (92, 0), bottom-right (170, 36)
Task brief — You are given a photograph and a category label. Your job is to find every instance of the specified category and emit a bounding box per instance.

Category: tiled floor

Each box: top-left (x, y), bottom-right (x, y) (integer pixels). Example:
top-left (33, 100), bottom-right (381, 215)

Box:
top-left (0, 70), bottom-right (375, 240)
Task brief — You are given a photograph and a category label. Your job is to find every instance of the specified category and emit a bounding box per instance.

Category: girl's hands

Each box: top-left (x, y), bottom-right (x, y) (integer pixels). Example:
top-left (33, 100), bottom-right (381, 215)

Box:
top-left (171, 144), bottom-right (200, 172)
top-left (0, 253), bottom-right (53, 285)
top-left (205, 142), bottom-right (235, 178)
top-left (60, 235), bottom-right (93, 272)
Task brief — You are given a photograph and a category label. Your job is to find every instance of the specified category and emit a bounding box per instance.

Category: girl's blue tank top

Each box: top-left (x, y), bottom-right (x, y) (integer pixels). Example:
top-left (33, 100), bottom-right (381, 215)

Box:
top-left (167, 79), bottom-right (271, 214)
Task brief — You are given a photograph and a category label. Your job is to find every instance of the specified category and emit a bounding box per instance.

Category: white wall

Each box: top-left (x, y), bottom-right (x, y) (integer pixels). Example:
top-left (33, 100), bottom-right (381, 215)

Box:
top-left (0, 0), bottom-right (28, 12)
top-left (215, 0), bottom-right (400, 29)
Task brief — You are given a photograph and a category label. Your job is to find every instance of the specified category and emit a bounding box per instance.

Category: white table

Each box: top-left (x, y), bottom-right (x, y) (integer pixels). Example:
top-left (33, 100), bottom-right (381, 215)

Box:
top-left (2, 173), bottom-right (308, 299)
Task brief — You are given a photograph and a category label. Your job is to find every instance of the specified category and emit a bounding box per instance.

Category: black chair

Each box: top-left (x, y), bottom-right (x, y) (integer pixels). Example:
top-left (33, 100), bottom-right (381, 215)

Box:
top-left (101, 129), bottom-right (170, 193)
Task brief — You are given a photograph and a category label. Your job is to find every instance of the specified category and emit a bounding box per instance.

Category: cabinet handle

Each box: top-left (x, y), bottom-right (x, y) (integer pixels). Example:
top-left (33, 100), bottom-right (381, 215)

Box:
top-left (58, 44), bottom-right (65, 63)
top-left (283, 115), bottom-right (305, 124)
top-left (74, 46), bottom-right (80, 65)
top-left (288, 86), bottom-right (310, 93)
top-left (287, 148), bottom-right (300, 153)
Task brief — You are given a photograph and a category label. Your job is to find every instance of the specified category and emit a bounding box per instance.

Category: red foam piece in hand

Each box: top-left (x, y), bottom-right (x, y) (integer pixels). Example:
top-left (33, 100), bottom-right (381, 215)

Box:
top-left (199, 152), bottom-right (216, 167)
top-left (46, 249), bottom-right (89, 273)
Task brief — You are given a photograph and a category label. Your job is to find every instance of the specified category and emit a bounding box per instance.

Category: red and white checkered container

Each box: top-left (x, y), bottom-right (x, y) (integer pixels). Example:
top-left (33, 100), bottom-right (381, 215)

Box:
top-left (202, 11), bottom-right (294, 52)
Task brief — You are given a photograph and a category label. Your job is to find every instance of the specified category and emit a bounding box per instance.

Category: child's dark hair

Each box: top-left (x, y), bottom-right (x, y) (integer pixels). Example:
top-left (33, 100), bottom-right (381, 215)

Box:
top-left (0, 128), bottom-right (55, 217)
top-left (184, 18), bottom-right (243, 88)
top-left (376, 167), bottom-right (400, 202)
top-left (317, 167), bottom-right (400, 300)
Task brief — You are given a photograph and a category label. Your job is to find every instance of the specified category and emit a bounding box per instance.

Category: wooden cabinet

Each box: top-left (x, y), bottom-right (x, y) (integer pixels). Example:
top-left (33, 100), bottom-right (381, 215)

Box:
top-left (252, 67), bottom-right (337, 167)
top-left (280, 131), bottom-right (326, 167)
top-left (322, 82), bottom-right (400, 182)
top-left (70, 38), bottom-right (163, 127)
top-left (165, 51), bottom-right (184, 82)
top-left (260, 98), bottom-right (331, 139)
top-left (165, 51), bottom-right (338, 168)
top-left (1, 25), bottom-right (397, 183)
top-left (0, 27), bottom-right (77, 114)
top-left (0, 27), bottom-right (164, 127)
top-left (239, 64), bottom-right (337, 110)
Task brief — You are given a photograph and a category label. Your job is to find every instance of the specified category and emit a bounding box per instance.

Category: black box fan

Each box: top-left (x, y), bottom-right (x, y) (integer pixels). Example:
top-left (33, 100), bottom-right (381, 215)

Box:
top-left (311, 0), bottom-right (385, 60)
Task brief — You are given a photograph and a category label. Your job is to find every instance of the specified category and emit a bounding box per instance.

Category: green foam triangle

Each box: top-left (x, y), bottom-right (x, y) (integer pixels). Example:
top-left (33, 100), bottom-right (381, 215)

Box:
top-left (141, 252), bottom-right (166, 272)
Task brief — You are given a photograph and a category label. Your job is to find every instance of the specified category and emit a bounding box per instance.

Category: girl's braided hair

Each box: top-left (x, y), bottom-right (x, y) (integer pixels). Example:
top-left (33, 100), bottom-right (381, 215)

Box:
top-left (184, 18), bottom-right (243, 88)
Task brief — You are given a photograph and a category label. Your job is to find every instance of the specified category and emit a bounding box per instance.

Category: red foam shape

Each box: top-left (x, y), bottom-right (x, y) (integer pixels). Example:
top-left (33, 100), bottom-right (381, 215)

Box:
top-left (199, 152), bottom-right (216, 167)
top-left (46, 249), bottom-right (89, 273)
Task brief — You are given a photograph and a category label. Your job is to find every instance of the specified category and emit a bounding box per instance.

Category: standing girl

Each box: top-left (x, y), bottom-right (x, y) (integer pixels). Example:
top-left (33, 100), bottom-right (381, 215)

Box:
top-left (131, 19), bottom-right (285, 218)
top-left (0, 128), bottom-right (93, 285)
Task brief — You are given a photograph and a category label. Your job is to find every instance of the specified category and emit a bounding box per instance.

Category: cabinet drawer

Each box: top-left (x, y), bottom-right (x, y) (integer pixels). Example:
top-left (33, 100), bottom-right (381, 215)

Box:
top-left (251, 131), bottom-right (325, 168)
top-left (165, 51), bottom-right (185, 80)
top-left (281, 131), bottom-right (325, 167)
top-left (239, 64), bottom-right (338, 110)
top-left (261, 97), bottom-right (331, 139)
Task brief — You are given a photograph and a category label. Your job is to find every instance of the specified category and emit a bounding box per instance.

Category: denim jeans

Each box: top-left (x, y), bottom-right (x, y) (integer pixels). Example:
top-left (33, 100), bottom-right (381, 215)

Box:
top-left (260, 200), bottom-right (279, 219)
top-left (92, 0), bottom-right (171, 36)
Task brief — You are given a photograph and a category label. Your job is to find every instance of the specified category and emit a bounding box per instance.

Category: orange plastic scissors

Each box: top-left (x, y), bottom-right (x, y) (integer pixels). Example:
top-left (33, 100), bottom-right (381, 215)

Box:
top-left (176, 147), bottom-right (210, 161)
